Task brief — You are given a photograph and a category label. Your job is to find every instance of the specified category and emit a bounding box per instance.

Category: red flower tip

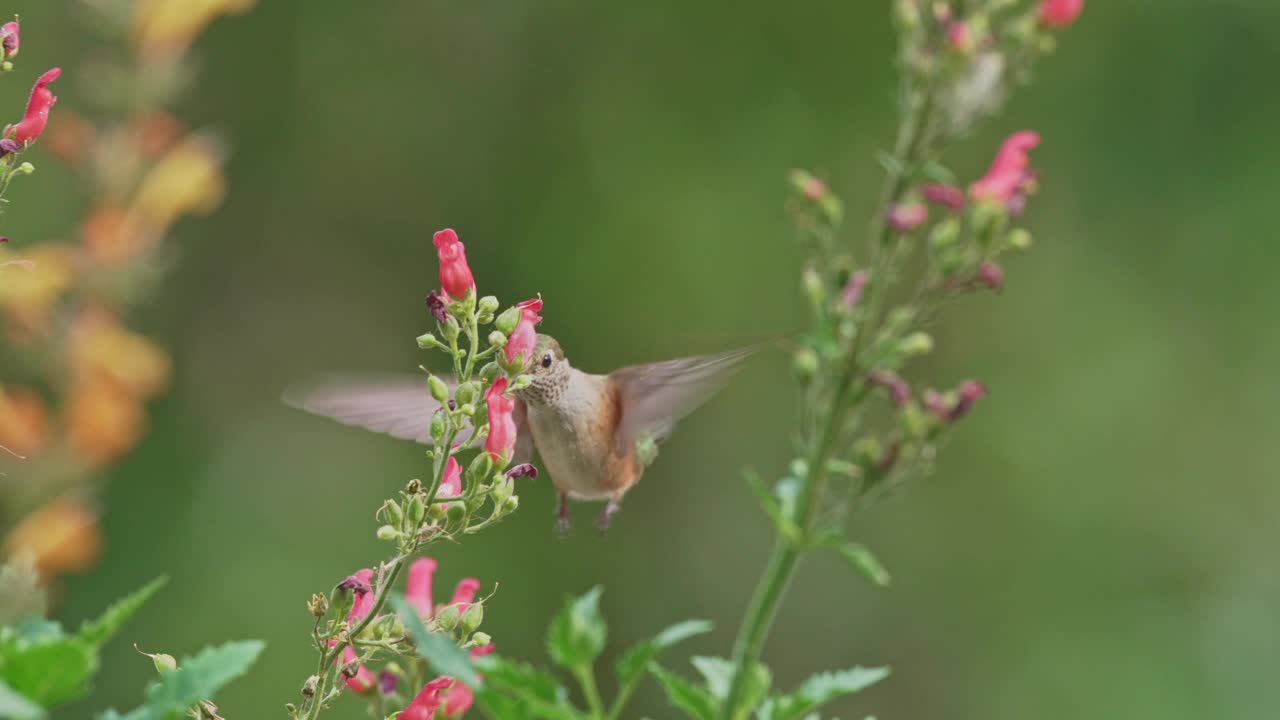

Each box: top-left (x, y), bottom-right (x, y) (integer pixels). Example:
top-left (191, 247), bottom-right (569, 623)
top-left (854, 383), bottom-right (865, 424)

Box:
top-left (432, 228), bottom-right (475, 300)
top-left (868, 370), bottom-right (912, 407)
top-left (505, 295), bottom-right (545, 366)
top-left (886, 202), bottom-right (928, 232)
top-left (922, 183), bottom-right (965, 212)
top-left (970, 131), bottom-right (1041, 209)
top-left (949, 380), bottom-right (986, 421)
top-left (977, 261), bottom-right (1004, 291)
top-left (2, 21), bottom-right (18, 57)
top-left (1040, 0), bottom-right (1084, 27)
top-left (10, 67), bottom-right (61, 144)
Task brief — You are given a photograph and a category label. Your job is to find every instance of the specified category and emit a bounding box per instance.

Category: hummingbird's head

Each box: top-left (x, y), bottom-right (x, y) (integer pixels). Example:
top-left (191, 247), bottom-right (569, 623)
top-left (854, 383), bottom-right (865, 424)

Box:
top-left (517, 333), bottom-right (570, 406)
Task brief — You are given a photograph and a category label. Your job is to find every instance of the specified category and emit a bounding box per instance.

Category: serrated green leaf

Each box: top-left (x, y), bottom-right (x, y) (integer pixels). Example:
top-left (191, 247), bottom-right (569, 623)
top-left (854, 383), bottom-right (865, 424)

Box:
top-left (649, 665), bottom-right (717, 720)
top-left (761, 667), bottom-right (889, 720)
top-left (78, 577), bottom-right (168, 647)
top-left (0, 636), bottom-right (95, 707)
top-left (835, 543), bottom-right (891, 587)
top-left (615, 619), bottom-right (712, 689)
top-left (546, 586), bottom-right (606, 670)
top-left (130, 640), bottom-right (263, 719)
top-left (392, 594), bottom-right (482, 688)
top-left (0, 679), bottom-right (45, 720)
top-left (690, 657), bottom-right (734, 701)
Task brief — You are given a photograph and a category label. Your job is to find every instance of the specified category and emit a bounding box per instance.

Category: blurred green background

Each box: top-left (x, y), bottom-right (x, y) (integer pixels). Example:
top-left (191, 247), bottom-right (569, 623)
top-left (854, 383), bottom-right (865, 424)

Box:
top-left (6, 0), bottom-right (1279, 718)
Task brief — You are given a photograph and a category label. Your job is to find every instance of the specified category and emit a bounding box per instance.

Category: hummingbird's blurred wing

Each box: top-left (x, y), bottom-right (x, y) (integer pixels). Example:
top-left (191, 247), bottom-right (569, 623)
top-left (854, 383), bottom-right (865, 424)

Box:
top-left (284, 374), bottom-right (533, 462)
top-left (608, 346), bottom-right (756, 455)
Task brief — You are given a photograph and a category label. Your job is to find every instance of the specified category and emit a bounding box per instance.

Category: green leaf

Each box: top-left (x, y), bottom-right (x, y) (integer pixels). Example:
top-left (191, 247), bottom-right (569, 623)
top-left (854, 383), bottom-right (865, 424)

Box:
top-left (392, 594), bottom-right (483, 688)
top-left (546, 586), bottom-right (607, 670)
top-left (759, 667), bottom-right (889, 720)
top-left (615, 619), bottom-right (712, 689)
top-left (920, 160), bottom-right (958, 185)
top-left (0, 680), bottom-right (45, 720)
top-left (475, 656), bottom-right (578, 720)
top-left (692, 658), bottom-right (770, 711)
top-left (128, 640), bottom-right (264, 719)
top-left (649, 665), bottom-right (716, 720)
top-left (0, 636), bottom-right (96, 707)
top-left (746, 471), bottom-right (801, 544)
top-left (79, 577), bottom-right (168, 647)
top-left (834, 542), bottom-right (891, 587)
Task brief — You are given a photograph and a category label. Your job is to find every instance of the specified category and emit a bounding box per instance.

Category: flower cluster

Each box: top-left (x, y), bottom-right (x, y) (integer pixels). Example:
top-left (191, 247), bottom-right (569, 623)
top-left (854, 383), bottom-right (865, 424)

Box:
top-left (0, 3), bottom-right (251, 585)
top-left (291, 229), bottom-right (541, 720)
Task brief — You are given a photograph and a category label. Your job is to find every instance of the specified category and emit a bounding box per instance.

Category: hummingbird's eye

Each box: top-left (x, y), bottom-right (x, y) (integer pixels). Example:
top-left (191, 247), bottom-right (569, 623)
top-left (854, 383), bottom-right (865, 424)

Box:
top-left (541, 354), bottom-right (553, 369)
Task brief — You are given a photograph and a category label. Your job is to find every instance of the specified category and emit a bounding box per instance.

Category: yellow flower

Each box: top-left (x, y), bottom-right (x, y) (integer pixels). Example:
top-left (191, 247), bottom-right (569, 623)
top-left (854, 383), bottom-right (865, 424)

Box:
top-left (133, 0), bottom-right (257, 57)
top-left (0, 386), bottom-right (50, 457)
top-left (68, 307), bottom-right (171, 400)
top-left (131, 133), bottom-right (226, 236)
top-left (0, 244), bottom-right (76, 333)
top-left (3, 496), bottom-right (102, 579)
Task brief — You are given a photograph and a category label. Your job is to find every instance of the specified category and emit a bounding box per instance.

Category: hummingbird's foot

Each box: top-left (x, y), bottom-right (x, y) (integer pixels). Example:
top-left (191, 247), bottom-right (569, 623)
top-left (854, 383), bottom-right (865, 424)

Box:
top-left (555, 492), bottom-right (571, 538)
top-left (595, 498), bottom-right (621, 534)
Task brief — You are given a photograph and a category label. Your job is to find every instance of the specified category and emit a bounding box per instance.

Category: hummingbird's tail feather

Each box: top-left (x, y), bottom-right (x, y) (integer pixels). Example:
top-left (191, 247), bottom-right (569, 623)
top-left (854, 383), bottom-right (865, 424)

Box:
top-left (608, 345), bottom-right (758, 455)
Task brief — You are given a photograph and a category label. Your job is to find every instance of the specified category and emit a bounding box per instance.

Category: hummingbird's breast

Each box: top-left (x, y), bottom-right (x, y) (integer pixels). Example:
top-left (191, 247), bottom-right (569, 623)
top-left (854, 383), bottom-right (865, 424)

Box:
top-left (525, 371), bottom-right (638, 501)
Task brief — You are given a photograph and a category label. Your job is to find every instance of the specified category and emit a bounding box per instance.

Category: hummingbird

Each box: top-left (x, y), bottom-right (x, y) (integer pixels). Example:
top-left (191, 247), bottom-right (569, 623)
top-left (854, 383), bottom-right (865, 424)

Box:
top-left (286, 334), bottom-right (753, 533)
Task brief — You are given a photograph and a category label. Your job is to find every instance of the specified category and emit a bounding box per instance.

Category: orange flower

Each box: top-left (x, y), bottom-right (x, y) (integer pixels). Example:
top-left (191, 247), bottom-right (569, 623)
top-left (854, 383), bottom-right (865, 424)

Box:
top-left (0, 244), bottom-right (75, 333)
top-left (0, 386), bottom-right (50, 456)
top-left (3, 496), bottom-right (102, 578)
top-left (81, 205), bottom-right (151, 265)
top-left (68, 308), bottom-right (171, 400)
top-left (131, 133), bottom-right (225, 235)
top-left (133, 0), bottom-right (256, 57)
top-left (66, 376), bottom-right (146, 465)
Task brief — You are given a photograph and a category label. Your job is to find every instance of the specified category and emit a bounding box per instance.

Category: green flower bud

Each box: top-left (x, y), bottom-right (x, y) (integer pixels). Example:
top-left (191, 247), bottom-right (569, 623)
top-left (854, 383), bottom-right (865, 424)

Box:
top-left (1007, 228), bottom-right (1032, 251)
top-left (416, 332), bottom-right (441, 350)
top-left (428, 501), bottom-right (447, 521)
top-left (461, 602), bottom-right (485, 634)
top-left (376, 525), bottom-right (401, 541)
top-left (899, 403), bottom-right (928, 439)
top-left (494, 306), bottom-right (520, 336)
top-left (435, 604), bottom-right (461, 631)
top-left (502, 495), bottom-right (519, 514)
top-left (479, 362), bottom-right (501, 383)
top-left (407, 494), bottom-right (425, 527)
top-left (446, 502), bottom-right (467, 526)
top-left (458, 403), bottom-right (476, 416)
top-left (455, 381), bottom-right (480, 407)
top-left (853, 436), bottom-right (883, 468)
top-left (442, 316), bottom-right (461, 342)
top-left (430, 409), bottom-right (447, 443)
top-left (899, 332), bottom-right (934, 357)
top-left (467, 453), bottom-right (493, 483)
top-left (792, 348), bottom-right (819, 385)
top-left (801, 267), bottom-right (825, 310)
top-left (478, 296), bottom-right (500, 315)
top-left (428, 375), bottom-right (450, 404)
top-left (509, 375), bottom-right (533, 392)
top-left (471, 631), bottom-right (492, 647)
top-left (16, 161), bottom-right (33, 175)
top-left (140, 648), bottom-right (177, 673)
top-left (0, 61), bottom-right (12, 73)
top-left (477, 312), bottom-right (495, 325)
top-left (488, 331), bottom-right (507, 349)
top-left (381, 499), bottom-right (404, 527)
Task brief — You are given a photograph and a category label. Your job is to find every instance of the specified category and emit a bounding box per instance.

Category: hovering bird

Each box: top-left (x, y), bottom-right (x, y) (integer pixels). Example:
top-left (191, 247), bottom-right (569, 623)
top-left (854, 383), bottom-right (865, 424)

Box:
top-left (287, 334), bottom-right (753, 532)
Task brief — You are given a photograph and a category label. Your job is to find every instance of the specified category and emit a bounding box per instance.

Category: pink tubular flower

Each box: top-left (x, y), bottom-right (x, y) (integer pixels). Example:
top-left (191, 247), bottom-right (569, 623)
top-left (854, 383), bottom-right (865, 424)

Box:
top-left (9, 68), bottom-right (61, 145)
top-left (342, 645), bottom-right (377, 694)
top-left (1, 21), bottom-right (18, 58)
top-left (433, 228), bottom-right (475, 300)
top-left (840, 271), bottom-right (869, 308)
top-left (442, 644), bottom-right (495, 717)
top-left (439, 455), bottom-right (463, 501)
top-left (401, 676), bottom-right (456, 720)
top-left (922, 183), bottom-right (965, 212)
top-left (484, 377), bottom-right (517, 464)
top-left (977, 261), bottom-right (1004, 291)
top-left (970, 131), bottom-right (1040, 208)
top-left (504, 296), bottom-right (544, 367)
top-left (886, 202), bottom-right (927, 232)
top-left (405, 557), bottom-right (484, 618)
top-left (1040, 0), bottom-right (1084, 27)
top-left (949, 380), bottom-right (986, 420)
top-left (333, 568), bottom-right (376, 693)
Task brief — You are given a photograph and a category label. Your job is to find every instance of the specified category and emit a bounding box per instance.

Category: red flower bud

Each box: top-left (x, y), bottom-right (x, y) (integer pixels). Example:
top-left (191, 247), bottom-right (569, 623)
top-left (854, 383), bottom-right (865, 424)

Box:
top-left (840, 271), bottom-right (869, 307)
top-left (922, 183), bottom-right (965, 212)
top-left (970, 131), bottom-right (1040, 209)
top-left (887, 202), bottom-right (928, 232)
top-left (432, 228), bottom-right (475, 300)
top-left (977, 261), bottom-right (1003, 291)
top-left (868, 370), bottom-right (912, 407)
top-left (9, 68), bottom-right (61, 145)
top-left (948, 380), bottom-right (986, 421)
top-left (1040, 0), bottom-right (1084, 28)
top-left (483, 377), bottom-right (517, 465)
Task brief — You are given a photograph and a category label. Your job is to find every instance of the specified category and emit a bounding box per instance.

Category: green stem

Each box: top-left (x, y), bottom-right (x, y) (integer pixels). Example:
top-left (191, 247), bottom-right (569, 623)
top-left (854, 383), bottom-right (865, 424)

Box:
top-left (605, 674), bottom-right (644, 720)
top-left (715, 79), bottom-right (937, 720)
top-left (574, 666), bottom-right (606, 720)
